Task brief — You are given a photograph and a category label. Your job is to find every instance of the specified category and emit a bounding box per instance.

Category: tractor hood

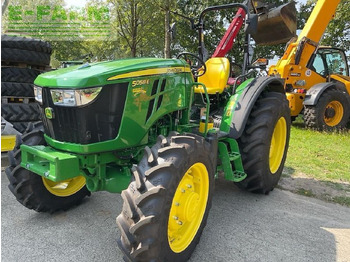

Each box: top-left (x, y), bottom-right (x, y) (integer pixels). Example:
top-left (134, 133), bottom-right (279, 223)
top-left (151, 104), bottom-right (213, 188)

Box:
top-left (35, 58), bottom-right (187, 88)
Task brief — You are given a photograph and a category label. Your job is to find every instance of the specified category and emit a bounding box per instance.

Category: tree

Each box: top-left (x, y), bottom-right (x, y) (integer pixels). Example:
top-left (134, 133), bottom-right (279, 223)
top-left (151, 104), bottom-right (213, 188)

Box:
top-left (172, 0), bottom-right (235, 56)
top-left (2, 0), bottom-right (126, 64)
top-left (171, 0), bottom-right (291, 65)
top-left (321, 0), bottom-right (349, 50)
top-left (108, 0), bottom-right (163, 57)
top-left (2, 0), bottom-right (66, 34)
top-left (5, 0), bottom-right (327, 66)
top-left (298, 0), bottom-right (349, 50)
top-left (158, 0), bottom-right (176, 58)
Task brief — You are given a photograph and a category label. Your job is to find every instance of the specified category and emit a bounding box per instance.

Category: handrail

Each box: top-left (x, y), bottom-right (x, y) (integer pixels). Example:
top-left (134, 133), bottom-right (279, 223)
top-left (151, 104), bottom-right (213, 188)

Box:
top-left (192, 82), bottom-right (210, 135)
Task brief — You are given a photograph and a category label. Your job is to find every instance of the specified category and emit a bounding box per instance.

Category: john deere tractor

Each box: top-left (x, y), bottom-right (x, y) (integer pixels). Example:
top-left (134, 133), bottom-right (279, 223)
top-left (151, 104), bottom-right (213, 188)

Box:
top-left (6, 3), bottom-right (291, 261)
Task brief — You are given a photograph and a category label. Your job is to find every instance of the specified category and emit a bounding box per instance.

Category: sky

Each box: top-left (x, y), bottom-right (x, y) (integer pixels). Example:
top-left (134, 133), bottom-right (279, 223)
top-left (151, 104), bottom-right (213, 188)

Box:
top-left (65, 0), bottom-right (88, 8)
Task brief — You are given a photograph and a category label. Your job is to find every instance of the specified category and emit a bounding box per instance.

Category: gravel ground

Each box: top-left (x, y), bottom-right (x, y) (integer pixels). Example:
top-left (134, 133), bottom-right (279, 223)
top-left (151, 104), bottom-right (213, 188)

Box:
top-left (2, 169), bottom-right (350, 262)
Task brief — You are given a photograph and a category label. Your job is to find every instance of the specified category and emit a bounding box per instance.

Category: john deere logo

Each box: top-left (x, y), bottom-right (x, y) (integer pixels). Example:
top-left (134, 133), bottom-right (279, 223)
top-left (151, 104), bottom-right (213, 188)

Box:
top-left (45, 107), bottom-right (54, 119)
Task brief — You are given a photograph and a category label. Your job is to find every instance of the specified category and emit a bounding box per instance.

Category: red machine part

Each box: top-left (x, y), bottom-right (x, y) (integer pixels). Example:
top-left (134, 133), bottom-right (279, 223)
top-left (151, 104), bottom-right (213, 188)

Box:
top-left (212, 8), bottom-right (246, 58)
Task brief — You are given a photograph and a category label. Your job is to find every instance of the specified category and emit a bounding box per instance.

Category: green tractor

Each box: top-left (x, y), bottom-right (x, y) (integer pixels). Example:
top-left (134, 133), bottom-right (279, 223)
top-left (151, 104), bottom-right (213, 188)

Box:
top-left (6, 3), bottom-right (291, 261)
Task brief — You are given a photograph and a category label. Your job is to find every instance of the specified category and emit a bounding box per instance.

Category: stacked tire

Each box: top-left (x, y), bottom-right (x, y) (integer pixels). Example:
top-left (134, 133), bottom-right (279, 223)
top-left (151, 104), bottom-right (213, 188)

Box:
top-left (1, 35), bottom-right (51, 133)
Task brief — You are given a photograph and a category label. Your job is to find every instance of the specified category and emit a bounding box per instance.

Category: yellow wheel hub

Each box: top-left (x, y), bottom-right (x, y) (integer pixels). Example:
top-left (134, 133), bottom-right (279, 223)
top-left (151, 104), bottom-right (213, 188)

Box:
top-left (168, 163), bottom-right (209, 253)
top-left (42, 176), bottom-right (86, 197)
top-left (324, 101), bottom-right (343, 127)
top-left (269, 117), bottom-right (287, 174)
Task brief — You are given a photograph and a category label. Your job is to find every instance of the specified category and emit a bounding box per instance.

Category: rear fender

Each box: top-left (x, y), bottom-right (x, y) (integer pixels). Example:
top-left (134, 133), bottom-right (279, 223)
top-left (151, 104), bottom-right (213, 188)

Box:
top-left (221, 76), bottom-right (285, 139)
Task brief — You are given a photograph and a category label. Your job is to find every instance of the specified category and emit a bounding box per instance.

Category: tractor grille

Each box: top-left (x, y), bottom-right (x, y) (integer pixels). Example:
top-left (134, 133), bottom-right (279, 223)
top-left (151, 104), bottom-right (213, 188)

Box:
top-left (40, 83), bottom-right (128, 144)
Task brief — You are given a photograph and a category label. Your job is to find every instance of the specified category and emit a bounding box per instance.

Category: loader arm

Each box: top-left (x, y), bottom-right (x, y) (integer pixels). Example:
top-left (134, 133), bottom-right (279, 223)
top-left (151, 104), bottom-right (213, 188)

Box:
top-left (212, 8), bottom-right (246, 58)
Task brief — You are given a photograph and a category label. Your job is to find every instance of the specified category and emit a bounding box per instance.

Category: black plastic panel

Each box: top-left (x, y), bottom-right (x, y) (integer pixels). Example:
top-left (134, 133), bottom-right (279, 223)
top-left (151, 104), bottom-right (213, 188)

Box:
top-left (40, 83), bottom-right (128, 144)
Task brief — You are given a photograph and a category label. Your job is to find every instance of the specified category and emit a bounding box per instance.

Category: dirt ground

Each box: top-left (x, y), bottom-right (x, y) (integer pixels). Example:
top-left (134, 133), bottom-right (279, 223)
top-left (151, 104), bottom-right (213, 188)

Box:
top-left (280, 167), bottom-right (350, 207)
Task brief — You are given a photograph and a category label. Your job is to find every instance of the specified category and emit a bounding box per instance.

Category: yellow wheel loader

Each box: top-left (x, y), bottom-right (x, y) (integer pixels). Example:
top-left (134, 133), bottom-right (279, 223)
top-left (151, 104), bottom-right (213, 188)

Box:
top-left (269, 0), bottom-right (350, 130)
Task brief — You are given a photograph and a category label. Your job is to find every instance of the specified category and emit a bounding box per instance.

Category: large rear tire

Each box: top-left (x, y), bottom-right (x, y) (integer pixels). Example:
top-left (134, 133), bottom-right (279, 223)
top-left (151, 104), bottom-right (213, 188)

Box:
top-left (1, 67), bottom-right (41, 83)
top-left (11, 122), bottom-right (34, 133)
top-left (1, 34), bottom-right (52, 54)
top-left (2, 48), bottom-right (51, 66)
top-left (236, 92), bottom-right (291, 194)
top-left (1, 103), bottom-right (41, 122)
top-left (117, 134), bottom-right (215, 262)
top-left (304, 88), bottom-right (350, 131)
top-left (1, 82), bottom-right (35, 97)
top-left (5, 129), bottom-right (90, 213)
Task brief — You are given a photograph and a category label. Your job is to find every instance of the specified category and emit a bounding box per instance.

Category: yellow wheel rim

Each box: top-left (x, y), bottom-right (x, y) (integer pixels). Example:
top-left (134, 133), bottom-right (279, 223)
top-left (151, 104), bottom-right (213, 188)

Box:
top-left (42, 176), bottom-right (86, 197)
top-left (324, 101), bottom-right (344, 127)
top-left (269, 117), bottom-right (287, 174)
top-left (168, 163), bottom-right (209, 253)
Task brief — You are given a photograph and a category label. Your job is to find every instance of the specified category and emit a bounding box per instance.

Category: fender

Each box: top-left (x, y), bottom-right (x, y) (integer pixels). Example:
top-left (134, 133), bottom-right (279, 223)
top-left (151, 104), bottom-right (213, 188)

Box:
top-left (304, 82), bottom-right (349, 106)
top-left (303, 82), bottom-right (335, 106)
top-left (223, 76), bottom-right (285, 139)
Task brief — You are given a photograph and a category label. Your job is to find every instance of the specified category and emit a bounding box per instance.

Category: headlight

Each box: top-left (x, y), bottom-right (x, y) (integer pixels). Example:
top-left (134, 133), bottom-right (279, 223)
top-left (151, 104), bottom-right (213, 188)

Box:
top-left (50, 87), bottom-right (102, 107)
top-left (34, 86), bottom-right (43, 103)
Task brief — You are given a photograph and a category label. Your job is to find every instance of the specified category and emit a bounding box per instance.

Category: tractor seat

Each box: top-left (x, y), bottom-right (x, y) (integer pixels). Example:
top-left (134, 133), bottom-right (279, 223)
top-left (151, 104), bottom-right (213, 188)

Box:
top-left (195, 57), bottom-right (230, 94)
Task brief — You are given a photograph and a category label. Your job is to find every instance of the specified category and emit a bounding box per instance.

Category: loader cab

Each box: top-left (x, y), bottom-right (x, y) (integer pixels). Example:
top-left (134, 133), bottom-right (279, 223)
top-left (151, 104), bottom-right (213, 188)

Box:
top-left (309, 47), bottom-right (349, 77)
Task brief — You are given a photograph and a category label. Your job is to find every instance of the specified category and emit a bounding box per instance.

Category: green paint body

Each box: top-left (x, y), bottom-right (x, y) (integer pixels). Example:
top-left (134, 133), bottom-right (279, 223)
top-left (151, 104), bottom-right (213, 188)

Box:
top-left (34, 58), bottom-right (188, 88)
top-left (38, 58), bottom-right (193, 154)
top-left (219, 79), bottom-right (253, 133)
top-left (217, 139), bottom-right (246, 182)
top-left (22, 57), bottom-right (249, 193)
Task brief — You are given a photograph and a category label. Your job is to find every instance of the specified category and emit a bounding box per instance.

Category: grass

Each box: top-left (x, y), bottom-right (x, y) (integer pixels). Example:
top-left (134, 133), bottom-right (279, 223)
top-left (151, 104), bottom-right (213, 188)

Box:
top-left (325, 181), bottom-right (350, 192)
top-left (285, 117), bottom-right (350, 183)
top-left (296, 188), bottom-right (315, 197)
top-left (332, 196), bottom-right (350, 206)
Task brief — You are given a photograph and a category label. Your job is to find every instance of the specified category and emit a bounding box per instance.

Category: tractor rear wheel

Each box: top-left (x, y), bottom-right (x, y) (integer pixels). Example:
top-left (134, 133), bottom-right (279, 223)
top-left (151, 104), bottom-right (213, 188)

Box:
top-left (304, 88), bottom-right (350, 131)
top-left (236, 92), bottom-right (291, 194)
top-left (5, 129), bottom-right (90, 213)
top-left (117, 133), bottom-right (215, 262)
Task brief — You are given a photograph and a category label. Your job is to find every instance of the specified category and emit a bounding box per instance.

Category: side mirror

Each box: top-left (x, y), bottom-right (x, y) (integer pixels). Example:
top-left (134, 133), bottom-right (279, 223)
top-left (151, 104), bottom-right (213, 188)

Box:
top-left (245, 14), bottom-right (258, 35)
top-left (170, 22), bottom-right (176, 41)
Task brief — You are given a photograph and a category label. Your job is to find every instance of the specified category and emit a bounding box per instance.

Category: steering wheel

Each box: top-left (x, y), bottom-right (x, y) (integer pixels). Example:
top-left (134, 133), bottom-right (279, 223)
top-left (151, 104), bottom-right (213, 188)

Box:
top-left (176, 52), bottom-right (206, 78)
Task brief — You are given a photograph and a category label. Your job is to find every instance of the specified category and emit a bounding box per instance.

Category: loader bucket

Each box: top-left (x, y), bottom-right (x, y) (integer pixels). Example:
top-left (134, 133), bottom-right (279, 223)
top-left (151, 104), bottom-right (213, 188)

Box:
top-left (251, 2), bottom-right (297, 45)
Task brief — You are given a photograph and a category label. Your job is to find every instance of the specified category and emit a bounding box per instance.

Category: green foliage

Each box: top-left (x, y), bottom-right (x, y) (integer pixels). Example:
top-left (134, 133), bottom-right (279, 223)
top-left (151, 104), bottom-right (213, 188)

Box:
top-left (172, 0), bottom-right (233, 55)
top-left (296, 0), bottom-right (314, 29)
top-left (332, 196), bottom-right (350, 207)
top-left (6, 0), bottom-right (347, 67)
top-left (108, 0), bottom-right (163, 57)
top-left (322, 0), bottom-right (349, 50)
top-left (172, 0), bottom-right (292, 65)
top-left (298, 0), bottom-right (349, 50)
top-left (2, 0), bottom-right (120, 64)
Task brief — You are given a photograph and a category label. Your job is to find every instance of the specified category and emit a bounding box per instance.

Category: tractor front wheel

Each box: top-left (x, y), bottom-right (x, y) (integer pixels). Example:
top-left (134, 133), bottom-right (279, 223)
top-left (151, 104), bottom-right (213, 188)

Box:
top-left (236, 92), bottom-right (291, 194)
top-left (117, 133), bottom-right (215, 262)
top-left (5, 129), bottom-right (90, 213)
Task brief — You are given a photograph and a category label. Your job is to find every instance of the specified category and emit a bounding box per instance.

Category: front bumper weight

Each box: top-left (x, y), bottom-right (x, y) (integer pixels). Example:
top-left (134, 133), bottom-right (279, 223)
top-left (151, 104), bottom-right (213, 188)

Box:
top-left (20, 145), bottom-right (80, 182)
